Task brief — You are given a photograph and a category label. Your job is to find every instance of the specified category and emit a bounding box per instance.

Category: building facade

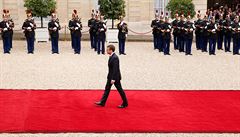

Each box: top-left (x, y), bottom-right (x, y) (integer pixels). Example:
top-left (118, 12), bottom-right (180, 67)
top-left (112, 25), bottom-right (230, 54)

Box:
top-left (0, 0), bottom-right (207, 34)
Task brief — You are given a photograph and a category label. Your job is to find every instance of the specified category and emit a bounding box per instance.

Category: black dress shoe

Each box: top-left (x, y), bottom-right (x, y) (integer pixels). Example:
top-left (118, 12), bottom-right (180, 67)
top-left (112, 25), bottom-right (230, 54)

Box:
top-left (118, 104), bottom-right (128, 108)
top-left (95, 102), bottom-right (105, 107)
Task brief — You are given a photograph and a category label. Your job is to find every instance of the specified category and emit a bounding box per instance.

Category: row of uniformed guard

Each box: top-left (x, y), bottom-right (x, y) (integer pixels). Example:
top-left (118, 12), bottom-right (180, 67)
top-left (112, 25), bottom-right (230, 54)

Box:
top-left (151, 11), bottom-right (240, 55)
top-left (0, 9), bottom-right (128, 55)
top-left (88, 10), bottom-right (128, 55)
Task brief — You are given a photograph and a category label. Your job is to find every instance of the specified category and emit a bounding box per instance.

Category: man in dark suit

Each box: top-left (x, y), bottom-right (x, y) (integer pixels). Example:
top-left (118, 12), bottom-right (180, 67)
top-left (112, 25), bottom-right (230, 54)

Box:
top-left (95, 45), bottom-right (128, 108)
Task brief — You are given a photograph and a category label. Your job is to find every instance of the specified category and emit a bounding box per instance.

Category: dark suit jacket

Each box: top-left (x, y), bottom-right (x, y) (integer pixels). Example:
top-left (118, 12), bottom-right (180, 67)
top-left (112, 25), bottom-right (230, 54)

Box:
top-left (107, 53), bottom-right (122, 81)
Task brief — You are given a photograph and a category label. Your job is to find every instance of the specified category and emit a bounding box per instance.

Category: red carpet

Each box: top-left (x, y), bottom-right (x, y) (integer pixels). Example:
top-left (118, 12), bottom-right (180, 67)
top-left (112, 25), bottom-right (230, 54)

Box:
top-left (0, 90), bottom-right (240, 133)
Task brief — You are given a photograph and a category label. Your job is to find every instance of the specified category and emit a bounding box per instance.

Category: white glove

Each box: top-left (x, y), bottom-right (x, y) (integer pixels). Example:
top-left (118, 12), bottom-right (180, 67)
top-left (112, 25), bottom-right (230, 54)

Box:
top-left (30, 23), bottom-right (34, 27)
top-left (27, 27), bottom-right (31, 30)
top-left (54, 22), bottom-right (59, 28)
top-left (6, 23), bottom-right (9, 28)
top-left (167, 29), bottom-right (170, 32)
top-left (75, 27), bottom-right (79, 30)
top-left (53, 27), bottom-right (57, 30)
top-left (103, 24), bottom-right (107, 29)
top-left (125, 34), bottom-right (128, 38)
top-left (100, 28), bottom-right (104, 31)
top-left (190, 28), bottom-right (193, 31)
top-left (238, 28), bottom-right (240, 31)
top-left (120, 21), bottom-right (124, 26)
top-left (3, 28), bottom-right (8, 31)
top-left (76, 23), bottom-right (80, 28)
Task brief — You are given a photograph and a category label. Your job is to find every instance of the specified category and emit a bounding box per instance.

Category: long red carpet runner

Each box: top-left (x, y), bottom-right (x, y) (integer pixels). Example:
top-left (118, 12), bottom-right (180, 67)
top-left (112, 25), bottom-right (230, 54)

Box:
top-left (0, 90), bottom-right (240, 133)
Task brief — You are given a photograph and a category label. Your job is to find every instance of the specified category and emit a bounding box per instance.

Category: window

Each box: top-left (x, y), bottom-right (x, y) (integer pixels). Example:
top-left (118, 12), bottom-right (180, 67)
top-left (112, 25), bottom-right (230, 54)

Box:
top-left (154, 0), bottom-right (169, 14)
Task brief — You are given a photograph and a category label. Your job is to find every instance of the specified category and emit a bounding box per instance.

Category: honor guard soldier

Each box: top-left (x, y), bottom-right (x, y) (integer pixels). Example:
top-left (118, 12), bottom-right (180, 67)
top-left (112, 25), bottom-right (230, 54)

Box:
top-left (231, 16), bottom-right (240, 55)
top-left (68, 12), bottom-right (75, 49)
top-left (88, 11), bottom-right (96, 49)
top-left (172, 11), bottom-right (179, 50)
top-left (22, 10), bottom-right (36, 54)
top-left (6, 10), bottom-right (14, 50)
top-left (69, 10), bottom-right (82, 54)
top-left (151, 11), bottom-right (160, 50)
top-left (163, 13), bottom-right (172, 55)
top-left (223, 15), bottom-right (232, 52)
top-left (96, 15), bottom-right (107, 55)
top-left (0, 10), bottom-right (11, 54)
top-left (177, 13), bottom-right (185, 52)
top-left (184, 13), bottom-right (195, 55)
top-left (207, 16), bottom-right (217, 55)
top-left (200, 14), bottom-right (209, 52)
top-left (48, 10), bottom-right (61, 54)
top-left (93, 14), bottom-right (100, 52)
top-left (194, 10), bottom-right (202, 50)
top-left (158, 12), bottom-right (165, 52)
top-left (117, 16), bottom-right (128, 55)
top-left (217, 14), bottom-right (224, 50)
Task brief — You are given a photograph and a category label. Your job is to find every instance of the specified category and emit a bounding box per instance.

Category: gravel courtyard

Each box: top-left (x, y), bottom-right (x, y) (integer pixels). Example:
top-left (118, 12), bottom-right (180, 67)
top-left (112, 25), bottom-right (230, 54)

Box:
top-left (0, 40), bottom-right (240, 137)
top-left (0, 40), bottom-right (239, 90)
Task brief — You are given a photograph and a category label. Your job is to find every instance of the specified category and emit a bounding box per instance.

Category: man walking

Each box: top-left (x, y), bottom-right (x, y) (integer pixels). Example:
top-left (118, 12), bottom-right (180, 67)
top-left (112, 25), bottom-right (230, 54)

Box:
top-left (95, 45), bottom-right (128, 108)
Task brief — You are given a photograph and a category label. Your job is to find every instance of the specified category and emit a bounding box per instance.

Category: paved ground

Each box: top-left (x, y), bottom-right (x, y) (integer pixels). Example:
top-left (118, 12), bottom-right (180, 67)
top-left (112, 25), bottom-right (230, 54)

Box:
top-left (0, 41), bottom-right (239, 90)
top-left (0, 40), bottom-right (240, 137)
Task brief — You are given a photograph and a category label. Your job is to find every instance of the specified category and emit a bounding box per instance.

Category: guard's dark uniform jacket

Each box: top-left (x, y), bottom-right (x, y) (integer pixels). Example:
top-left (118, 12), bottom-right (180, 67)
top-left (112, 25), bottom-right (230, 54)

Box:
top-left (184, 21), bottom-right (194, 39)
top-left (88, 18), bottom-right (96, 35)
top-left (172, 19), bottom-right (179, 37)
top-left (22, 19), bottom-right (36, 38)
top-left (0, 21), bottom-right (11, 38)
top-left (48, 19), bottom-right (61, 38)
top-left (98, 21), bottom-right (107, 40)
top-left (117, 22), bottom-right (128, 40)
top-left (207, 23), bottom-right (217, 39)
top-left (71, 19), bottom-right (82, 37)
top-left (163, 22), bottom-right (171, 40)
top-left (151, 19), bottom-right (160, 36)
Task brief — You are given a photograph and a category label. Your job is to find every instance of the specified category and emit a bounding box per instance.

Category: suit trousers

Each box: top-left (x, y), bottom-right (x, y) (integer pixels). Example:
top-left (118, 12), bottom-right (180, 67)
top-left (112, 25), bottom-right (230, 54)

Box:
top-left (101, 79), bottom-right (128, 106)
